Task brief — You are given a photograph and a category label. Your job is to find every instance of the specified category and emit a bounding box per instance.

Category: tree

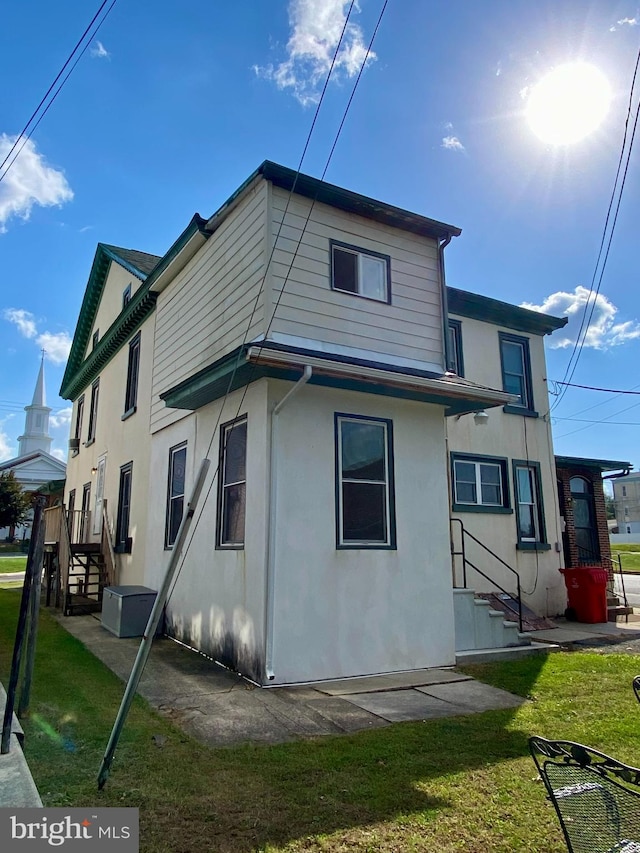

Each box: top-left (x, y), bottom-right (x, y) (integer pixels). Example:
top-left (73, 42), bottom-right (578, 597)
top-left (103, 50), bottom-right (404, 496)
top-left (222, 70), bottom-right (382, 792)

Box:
top-left (0, 471), bottom-right (32, 530)
top-left (604, 494), bottom-right (616, 520)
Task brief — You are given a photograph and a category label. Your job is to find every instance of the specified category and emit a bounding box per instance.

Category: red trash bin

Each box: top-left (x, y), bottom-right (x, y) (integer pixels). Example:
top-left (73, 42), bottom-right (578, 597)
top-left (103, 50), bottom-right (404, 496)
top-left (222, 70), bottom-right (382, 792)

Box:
top-left (561, 568), bottom-right (609, 623)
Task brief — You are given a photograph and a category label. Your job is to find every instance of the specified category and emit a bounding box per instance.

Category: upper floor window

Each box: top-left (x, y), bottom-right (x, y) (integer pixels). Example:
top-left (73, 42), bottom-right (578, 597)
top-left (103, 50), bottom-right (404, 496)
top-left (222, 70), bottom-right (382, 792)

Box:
top-left (123, 333), bottom-right (141, 417)
top-left (72, 395), bottom-right (84, 453)
top-left (451, 453), bottom-right (510, 514)
top-left (87, 379), bottom-right (99, 444)
top-left (499, 333), bottom-right (535, 415)
top-left (92, 330), bottom-right (100, 350)
top-left (165, 443), bottom-right (187, 549)
top-left (622, 485), bottom-right (627, 497)
top-left (330, 241), bottom-right (391, 304)
top-left (335, 414), bottom-right (396, 548)
top-left (217, 417), bottom-right (247, 548)
top-left (123, 284), bottom-right (132, 309)
top-left (448, 319), bottom-right (464, 376)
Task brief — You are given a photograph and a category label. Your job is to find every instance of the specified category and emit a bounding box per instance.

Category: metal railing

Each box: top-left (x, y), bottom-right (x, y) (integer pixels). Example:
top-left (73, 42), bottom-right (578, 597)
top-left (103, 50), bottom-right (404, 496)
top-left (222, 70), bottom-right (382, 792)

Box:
top-left (450, 517), bottom-right (524, 633)
top-left (575, 543), bottom-right (629, 611)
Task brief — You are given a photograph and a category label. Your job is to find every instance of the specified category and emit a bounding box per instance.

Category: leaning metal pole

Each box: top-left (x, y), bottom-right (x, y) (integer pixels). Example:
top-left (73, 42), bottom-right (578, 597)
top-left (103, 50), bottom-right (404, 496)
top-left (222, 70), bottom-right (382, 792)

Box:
top-left (97, 458), bottom-right (210, 789)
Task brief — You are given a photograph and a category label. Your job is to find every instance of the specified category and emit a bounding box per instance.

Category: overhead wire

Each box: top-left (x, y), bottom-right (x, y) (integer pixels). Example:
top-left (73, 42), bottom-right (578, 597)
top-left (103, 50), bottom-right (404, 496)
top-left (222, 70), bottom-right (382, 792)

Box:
top-left (0, 0), bottom-right (118, 184)
top-left (164, 1), bottom-right (389, 605)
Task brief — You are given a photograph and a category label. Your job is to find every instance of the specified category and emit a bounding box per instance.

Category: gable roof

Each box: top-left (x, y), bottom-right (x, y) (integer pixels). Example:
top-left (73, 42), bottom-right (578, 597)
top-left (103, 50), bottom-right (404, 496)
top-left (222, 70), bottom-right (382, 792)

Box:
top-left (447, 286), bottom-right (568, 336)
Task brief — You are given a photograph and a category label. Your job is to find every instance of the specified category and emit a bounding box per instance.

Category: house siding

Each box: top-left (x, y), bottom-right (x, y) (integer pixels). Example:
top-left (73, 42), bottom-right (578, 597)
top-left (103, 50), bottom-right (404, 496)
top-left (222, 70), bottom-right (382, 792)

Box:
top-left (150, 179), bottom-right (268, 434)
top-left (268, 187), bottom-right (445, 370)
top-left (85, 263), bottom-right (142, 359)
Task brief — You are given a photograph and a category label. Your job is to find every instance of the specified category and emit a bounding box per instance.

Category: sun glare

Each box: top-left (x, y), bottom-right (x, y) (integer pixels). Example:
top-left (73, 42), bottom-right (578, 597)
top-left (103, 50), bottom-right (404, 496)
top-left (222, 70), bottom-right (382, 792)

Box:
top-left (525, 62), bottom-right (611, 145)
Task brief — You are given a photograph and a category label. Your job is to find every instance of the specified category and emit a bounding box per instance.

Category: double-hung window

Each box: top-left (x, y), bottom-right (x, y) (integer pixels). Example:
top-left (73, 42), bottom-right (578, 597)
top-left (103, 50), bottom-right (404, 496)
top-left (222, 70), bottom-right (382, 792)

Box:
top-left (331, 241), bottom-right (391, 303)
top-left (122, 284), bottom-right (132, 308)
top-left (499, 333), bottom-right (535, 414)
top-left (448, 319), bottom-right (464, 376)
top-left (336, 414), bottom-right (396, 548)
top-left (72, 395), bottom-right (84, 451)
top-left (217, 417), bottom-right (247, 548)
top-left (86, 379), bottom-right (99, 444)
top-left (115, 462), bottom-right (133, 553)
top-left (123, 332), bottom-right (141, 417)
top-left (451, 453), bottom-right (510, 513)
top-left (165, 443), bottom-right (187, 548)
top-left (513, 461), bottom-right (548, 549)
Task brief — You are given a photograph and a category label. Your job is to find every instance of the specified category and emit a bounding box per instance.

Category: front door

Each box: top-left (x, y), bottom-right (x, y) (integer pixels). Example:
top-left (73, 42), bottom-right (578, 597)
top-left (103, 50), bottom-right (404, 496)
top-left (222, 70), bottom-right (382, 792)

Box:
top-left (570, 476), bottom-right (600, 564)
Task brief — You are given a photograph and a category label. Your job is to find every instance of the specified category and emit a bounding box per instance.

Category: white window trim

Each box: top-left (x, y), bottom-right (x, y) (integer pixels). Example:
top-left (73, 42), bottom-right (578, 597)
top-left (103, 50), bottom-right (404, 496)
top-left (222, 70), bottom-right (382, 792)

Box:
top-left (337, 415), bottom-right (393, 547)
top-left (453, 459), bottom-right (503, 507)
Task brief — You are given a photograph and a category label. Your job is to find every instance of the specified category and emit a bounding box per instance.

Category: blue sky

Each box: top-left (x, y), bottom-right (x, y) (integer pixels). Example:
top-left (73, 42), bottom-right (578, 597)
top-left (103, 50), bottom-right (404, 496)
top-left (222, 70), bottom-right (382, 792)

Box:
top-left (1, 0), bottom-right (639, 470)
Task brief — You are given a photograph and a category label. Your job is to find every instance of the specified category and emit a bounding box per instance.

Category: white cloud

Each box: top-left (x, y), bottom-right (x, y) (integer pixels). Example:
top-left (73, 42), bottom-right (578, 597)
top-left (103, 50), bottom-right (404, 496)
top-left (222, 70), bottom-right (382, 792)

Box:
top-left (254, 0), bottom-right (376, 106)
top-left (610, 16), bottom-right (639, 30)
top-left (3, 308), bottom-right (37, 339)
top-left (442, 135), bottom-right (465, 152)
top-left (51, 447), bottom-right (67, 462)
top-left (90, 40), bottom-right (110, 59)
top-left (0, 426), bottom-right (14, 462)
top-left (50, 407), bottom-right (73, 430)
top-left (0, 135), bottom-right (73, 232)
top-left (521, 286), bottom-right (640, 349)
top-left (3, 308), bottom-right (72, 364)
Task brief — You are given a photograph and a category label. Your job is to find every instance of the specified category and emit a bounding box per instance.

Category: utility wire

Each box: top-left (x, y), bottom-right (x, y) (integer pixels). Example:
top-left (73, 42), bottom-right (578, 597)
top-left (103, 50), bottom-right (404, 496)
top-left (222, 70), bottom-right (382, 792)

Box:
top-left (551, 47), bottom-right (640, 412)
top-left (553, 380), bottom-right (640, 395)
top-left (0, 0), bottom-right (117, 184)
top-left (554, 398), bottom-right (640, 439)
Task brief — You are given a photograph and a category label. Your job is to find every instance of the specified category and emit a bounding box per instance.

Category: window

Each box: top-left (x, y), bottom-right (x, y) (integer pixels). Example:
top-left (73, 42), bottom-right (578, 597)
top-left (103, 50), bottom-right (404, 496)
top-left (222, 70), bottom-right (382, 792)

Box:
top-left (123, 284), bottom-right (132, 308)
top-left (217, 418), bottom-right (247, 548)
top-left (451, 453), bottom-right (510, 513)
top-left (628, 526), bottom-right (632, 534)
top-left (330, 241), bottom-right (391, 303)
top-left (165, 443), bottom-right (187, 548)
top-left (622, 485), bottom-right (627, 497)
top-left (123, 333), bottom-right (141, 417)
top-left (86, 380), bottom-right (99, 444)
top-left (513, 461), bottom-right (549, 549)
top-left (499, 333), bottom-right (535, 414)
top-left (115, 462), bottom-right (133, 553)
top-left (448, 319), bottom-right (464, 376)
top-left (336, 414), bottom-right (396, 548)
top-left (625, 506), bottom-right (630, 519)
top-left (92, 330), bottom-right (99, 350)
top-left (73, 395), bottom-right (84, 446)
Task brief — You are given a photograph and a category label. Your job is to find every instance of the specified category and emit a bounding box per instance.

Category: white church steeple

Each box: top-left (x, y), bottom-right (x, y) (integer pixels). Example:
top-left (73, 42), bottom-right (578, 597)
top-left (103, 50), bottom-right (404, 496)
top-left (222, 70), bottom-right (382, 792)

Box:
top-left (18, 353), bottom-right (52, 456)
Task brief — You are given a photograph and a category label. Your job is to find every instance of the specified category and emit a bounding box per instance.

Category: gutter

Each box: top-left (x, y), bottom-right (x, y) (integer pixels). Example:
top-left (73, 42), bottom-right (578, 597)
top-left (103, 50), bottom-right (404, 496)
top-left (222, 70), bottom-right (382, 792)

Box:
top-left (264, 366), bottom-right (313, 681)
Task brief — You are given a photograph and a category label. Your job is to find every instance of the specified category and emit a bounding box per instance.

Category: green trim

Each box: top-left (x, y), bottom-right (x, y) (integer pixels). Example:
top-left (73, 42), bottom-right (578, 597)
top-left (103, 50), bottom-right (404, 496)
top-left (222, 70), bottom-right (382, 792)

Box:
top-left (448, 286), bottom-right (567, 336)
top-left (448, 318), bottom-right (464, 377)
top-left (503, 405), bottom-right (539, 418)
top-left (450, 452), bottom-right (511, 513)
top-left (512, 459), bottom-right (549, 548)
top-left (499, 332), bottom-right (535, 413)
top-left (555, 455), bottom-right (632, 473)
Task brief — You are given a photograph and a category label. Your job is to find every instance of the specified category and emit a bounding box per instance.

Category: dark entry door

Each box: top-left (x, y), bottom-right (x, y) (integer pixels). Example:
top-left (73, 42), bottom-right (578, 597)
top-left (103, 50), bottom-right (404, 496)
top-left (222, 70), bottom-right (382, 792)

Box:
top-left (570, 477), bottom-right (600, 564)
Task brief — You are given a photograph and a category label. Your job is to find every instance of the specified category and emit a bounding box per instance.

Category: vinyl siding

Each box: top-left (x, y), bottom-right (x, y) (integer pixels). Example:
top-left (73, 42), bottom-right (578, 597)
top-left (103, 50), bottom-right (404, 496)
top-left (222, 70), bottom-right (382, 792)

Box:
top-left (268, 187), bottom-right (445, 368)
top-left (151, 180), bottom-right (268, 433)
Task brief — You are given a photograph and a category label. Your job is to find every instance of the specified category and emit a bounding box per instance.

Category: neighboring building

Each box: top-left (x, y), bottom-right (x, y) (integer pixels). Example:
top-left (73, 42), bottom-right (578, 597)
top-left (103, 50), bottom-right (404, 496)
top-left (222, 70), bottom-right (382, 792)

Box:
top-left (613, 471), bottom-right (640, 536)
top-left (60, 161), bottom-right (576, 684)
top-left (0, 358), bottom-right (66, 540)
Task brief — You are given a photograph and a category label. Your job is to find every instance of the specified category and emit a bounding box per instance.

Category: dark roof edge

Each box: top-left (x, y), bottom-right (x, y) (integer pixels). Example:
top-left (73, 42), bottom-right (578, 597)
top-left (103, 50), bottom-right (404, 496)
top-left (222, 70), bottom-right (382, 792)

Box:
top-left (555, 455), bottom-right (633, 473)
top-left (447, 286), bottom-right (568, 336)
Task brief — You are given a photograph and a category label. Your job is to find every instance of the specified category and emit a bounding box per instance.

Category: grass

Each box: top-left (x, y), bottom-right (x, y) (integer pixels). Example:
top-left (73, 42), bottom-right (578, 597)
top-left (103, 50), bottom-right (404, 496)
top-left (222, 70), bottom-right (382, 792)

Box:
top-left (611, 545), bottom-right (640, 572)
top-left (0, 556), bottom-right (27, 573)
top-left (2, 590), bottom-right (640, 852)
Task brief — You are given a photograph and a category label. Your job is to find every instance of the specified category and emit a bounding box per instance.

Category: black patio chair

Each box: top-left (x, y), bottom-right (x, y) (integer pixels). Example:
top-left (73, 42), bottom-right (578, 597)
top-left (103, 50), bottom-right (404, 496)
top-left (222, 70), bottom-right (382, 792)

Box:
top-left (633, 677), bottom-right (640, 706)
top-left (529, 736), bottom-right (640, 853)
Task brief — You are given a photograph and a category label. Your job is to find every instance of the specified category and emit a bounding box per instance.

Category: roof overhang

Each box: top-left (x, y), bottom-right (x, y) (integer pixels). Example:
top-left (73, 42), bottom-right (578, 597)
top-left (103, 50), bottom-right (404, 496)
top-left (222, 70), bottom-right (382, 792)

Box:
top-left (448, 287), bottom-right (568, 336)
top-left (161, 341), bottom-right (515, 416)
top-left (555, 455), bottom-right (633, 474)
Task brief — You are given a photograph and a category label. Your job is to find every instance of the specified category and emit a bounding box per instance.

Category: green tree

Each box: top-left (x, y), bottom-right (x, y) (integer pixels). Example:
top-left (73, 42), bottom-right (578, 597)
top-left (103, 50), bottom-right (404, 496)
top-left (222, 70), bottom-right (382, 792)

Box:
top-left (605, 494), bottom-right (616, 520)
top-left (0, 471), bottom-right (32, 529)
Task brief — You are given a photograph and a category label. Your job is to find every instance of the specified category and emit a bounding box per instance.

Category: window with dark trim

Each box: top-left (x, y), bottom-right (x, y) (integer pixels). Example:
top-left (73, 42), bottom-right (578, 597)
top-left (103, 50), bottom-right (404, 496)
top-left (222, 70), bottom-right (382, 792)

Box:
top-left (217, 417), bottom-right (247, 548)
top-left (165, 442), bottom-right (187, 548)
top-left (92, 330), bottom-right (99, 350)
top-left (499, 333), bottom-right (536, 415)
top-left (122, 284), bottom-right (132, 309)
top-left (330, 240), bottom-right (391, 304)
top-left (335, 414), bottom-right (396, 548)
top-left (451, 453), bottom-right (511, 514)
top-left (123, 332), bottom-right (141, 417)
top-left (115, 462), bottom-right (133, 553)
top-left (86, 380), bottom-right (99, 444)
top-left (448, 319), bottom-right (464, 376)
top-left (513, 460), bottom-right (549, 550)
top-left (73, 395), bottom-right (84, 445)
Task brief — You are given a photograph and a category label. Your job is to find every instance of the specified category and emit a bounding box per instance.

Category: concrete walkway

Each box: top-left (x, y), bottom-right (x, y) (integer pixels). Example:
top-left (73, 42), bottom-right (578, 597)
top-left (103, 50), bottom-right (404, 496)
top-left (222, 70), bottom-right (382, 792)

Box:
top-left (57, 614), bottom-right (526, 748)
top-left (0, 684), bottom-right (43, 807)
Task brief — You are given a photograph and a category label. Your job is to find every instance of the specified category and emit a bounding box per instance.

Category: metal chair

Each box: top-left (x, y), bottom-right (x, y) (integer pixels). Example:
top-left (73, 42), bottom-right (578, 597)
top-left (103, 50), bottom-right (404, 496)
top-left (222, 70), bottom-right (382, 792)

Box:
top-left (529, 736), bottom-right (640, 853)
top-left (632, 677), bottom-right (640, 706)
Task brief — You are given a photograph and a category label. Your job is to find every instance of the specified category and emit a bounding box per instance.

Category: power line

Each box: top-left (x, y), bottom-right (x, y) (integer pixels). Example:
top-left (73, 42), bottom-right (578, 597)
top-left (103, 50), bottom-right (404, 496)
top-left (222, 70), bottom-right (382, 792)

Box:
top-left (554, 398), bottom-right (640, 439)
top-left (553, 380), bottom-right (640, 395)
top-left (553, 417), bottom-right (640, 425)
top-left (0, 0), bottom-right (117, 184)
top-left (551, 47), bottom-right (640, 412)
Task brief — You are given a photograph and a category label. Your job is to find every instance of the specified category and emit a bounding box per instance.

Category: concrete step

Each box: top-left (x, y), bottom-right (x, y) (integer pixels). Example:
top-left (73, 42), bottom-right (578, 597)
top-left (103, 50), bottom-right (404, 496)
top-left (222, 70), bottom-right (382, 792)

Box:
top-left (455, 641), bottom-right (558, 665)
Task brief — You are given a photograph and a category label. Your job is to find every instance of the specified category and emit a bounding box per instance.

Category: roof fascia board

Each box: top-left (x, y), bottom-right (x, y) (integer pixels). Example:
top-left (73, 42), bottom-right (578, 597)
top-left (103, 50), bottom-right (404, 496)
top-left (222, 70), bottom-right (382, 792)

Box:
top-left (555, 455), bottom-right (633, 472)
top-left (148, 215), bottom-right (211, 294)
top-left (447, 286), bottom-right (567, 336)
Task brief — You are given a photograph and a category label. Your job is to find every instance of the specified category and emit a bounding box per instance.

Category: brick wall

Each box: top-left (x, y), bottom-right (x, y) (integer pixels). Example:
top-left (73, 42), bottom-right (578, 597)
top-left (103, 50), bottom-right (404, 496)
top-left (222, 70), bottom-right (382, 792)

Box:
top-left (556, 467), bottom-right (612, 575)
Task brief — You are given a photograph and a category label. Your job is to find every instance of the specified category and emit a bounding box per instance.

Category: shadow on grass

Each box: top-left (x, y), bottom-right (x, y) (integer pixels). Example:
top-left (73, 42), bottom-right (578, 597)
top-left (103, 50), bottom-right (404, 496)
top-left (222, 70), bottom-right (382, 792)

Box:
top-left (0, 589), bottom-right (552, 853)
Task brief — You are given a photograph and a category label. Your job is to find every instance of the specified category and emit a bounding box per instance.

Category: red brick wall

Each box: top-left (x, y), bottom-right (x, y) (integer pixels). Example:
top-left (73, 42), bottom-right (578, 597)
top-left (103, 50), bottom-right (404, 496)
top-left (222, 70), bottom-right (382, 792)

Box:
top-left (556, 466), bottom-right (612, 575)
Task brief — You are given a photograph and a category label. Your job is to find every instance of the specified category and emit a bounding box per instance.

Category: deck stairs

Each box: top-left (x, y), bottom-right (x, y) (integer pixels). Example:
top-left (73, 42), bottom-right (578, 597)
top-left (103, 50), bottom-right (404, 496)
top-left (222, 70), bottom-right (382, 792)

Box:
top-left (64, 543), bottom-right (108, 616)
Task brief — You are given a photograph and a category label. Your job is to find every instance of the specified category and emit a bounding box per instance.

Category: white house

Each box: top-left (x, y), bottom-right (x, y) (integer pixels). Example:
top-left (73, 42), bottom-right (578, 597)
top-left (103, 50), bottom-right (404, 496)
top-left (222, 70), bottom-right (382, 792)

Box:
top-left (613, 471), bottom-right (640, 536)
top-left (60, 161), bottom-right (571, 684)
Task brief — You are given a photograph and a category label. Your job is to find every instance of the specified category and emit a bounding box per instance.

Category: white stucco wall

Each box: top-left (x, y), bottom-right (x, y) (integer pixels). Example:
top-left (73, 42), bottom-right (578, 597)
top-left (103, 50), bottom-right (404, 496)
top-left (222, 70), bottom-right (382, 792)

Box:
top-left (145, 382), bottom-right (270, 683)
top-left (446, 313), bottom-right (565, 616)
top-left (86, 263), bottom-right (143, 359)
top-left (267, 381), bottom-right (454, 684)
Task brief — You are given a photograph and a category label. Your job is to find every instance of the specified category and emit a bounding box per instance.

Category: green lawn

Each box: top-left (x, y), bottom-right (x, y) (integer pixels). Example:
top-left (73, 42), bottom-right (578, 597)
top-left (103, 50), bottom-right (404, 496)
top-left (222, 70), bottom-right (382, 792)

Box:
top-left (0, 556), bottom-right (27, 573)
top-left (611, 547), bottom-right (640, 572)
top-left (2, 589), bottom-right (640, 852)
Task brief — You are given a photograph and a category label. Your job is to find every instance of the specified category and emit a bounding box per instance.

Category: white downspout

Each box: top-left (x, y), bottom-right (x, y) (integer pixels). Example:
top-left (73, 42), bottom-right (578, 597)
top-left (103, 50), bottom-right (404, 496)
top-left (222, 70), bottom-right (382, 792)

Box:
top-left (264, 365), bottom-right (312, 681)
